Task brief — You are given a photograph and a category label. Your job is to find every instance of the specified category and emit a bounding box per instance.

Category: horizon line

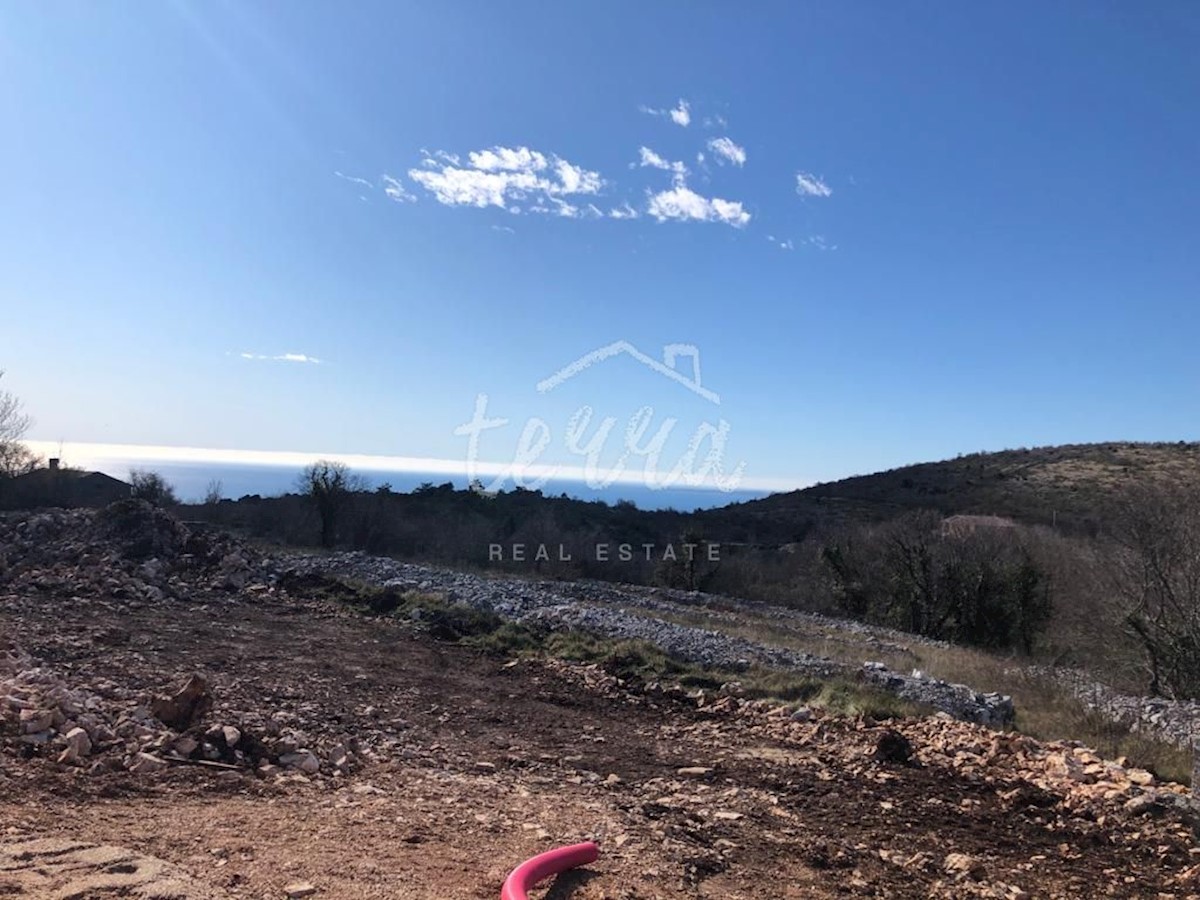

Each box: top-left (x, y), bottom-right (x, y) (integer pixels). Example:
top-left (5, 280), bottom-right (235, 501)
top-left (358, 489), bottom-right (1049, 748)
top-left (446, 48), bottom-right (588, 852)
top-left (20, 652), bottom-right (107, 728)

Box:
top-left (23, 440), bottom-right (808, 495)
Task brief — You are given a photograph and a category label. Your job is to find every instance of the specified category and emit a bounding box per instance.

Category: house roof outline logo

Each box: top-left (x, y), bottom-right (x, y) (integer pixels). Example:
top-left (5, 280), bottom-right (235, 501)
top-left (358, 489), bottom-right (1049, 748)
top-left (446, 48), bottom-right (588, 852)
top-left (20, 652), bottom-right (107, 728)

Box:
top-left (536, 341), bottom-right (720, 405)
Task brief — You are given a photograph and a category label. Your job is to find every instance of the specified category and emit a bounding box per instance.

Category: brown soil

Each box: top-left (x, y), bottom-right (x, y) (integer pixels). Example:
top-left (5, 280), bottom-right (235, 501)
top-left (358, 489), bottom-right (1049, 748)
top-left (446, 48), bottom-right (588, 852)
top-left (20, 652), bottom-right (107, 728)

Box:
top-left (2, 588), bottom-right (1199, 899)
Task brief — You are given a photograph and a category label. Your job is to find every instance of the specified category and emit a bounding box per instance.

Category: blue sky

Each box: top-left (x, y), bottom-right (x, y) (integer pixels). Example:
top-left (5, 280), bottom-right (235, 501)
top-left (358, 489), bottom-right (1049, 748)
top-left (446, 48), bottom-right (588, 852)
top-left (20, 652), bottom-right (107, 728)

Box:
top-left (3, 2), bottom-right (1199, 494)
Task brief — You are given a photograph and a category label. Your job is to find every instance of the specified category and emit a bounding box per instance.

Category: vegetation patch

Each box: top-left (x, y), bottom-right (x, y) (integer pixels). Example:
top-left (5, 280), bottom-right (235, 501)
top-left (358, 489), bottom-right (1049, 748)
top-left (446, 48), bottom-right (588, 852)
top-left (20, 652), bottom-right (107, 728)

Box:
top-left (289, 572), bottom-right (921, 721)
top-left (281, 572), bottom-right (505, 640)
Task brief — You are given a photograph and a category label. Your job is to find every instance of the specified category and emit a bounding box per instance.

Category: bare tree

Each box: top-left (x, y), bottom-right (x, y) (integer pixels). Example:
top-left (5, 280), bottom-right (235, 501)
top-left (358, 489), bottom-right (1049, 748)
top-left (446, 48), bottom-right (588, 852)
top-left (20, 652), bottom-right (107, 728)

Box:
top-left (129, 470), bottom-right (179, 507)
top-left (0, 371), bottom-right (38, 478)
top-left (822, 511), bottom-right (1053, 653)
top-left (1109, 483), bottom-right (1200, 699)
top-left (298, 460), bottom-right (364, 548)
top-left (203, 479), bottom-right (224, 505)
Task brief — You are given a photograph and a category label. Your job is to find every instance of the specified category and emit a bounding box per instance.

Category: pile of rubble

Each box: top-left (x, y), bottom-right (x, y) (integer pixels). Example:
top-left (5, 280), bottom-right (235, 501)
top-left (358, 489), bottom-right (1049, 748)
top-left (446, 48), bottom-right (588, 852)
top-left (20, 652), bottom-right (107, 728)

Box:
top-left (543, 654), bottom-right (1188, 823)
top-left (0, 501), bottom-right (269, 601)
top-left (0, 642), bottom-right (363, 779)
top-left (700, 685), bottom-right (1196, 824)
top-left (1023, 664), bottom-right (1200, 750)
top-left (862, 661), bottom-right (1015, 727)
top-left (1, 641), bottom-right (114, 766)
top-left (1, 639), bottom-right (197, 774)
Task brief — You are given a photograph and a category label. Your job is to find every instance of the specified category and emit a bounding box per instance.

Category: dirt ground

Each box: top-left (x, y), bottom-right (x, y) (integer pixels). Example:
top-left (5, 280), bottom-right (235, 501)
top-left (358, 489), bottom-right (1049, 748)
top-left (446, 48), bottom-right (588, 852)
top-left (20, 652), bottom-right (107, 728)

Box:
top-left (3, 581), bottom-right (1200, 898)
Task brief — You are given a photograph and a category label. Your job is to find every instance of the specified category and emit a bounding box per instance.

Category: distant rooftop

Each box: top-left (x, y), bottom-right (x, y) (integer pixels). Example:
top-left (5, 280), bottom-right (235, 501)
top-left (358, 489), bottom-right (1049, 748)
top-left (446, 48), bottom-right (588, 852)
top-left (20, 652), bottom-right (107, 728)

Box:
top-left (1, 462), bottom-right (131, 510)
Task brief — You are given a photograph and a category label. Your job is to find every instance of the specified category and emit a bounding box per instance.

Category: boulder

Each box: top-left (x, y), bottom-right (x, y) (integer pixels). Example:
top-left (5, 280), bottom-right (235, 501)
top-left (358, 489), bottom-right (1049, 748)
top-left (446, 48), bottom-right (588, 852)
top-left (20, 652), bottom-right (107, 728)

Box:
top-left (279, 750), bottom-right (320, 775)
top-left (151, 674), bottom-right (211, 731)
top-left (19, 708), bottom-right (55, 734)
top-left (130, 752), bottom-right (168, 774)
top-left (874, 729), bottom-right (915, 765)
top-left (63, 726), bottom-right (92, 759)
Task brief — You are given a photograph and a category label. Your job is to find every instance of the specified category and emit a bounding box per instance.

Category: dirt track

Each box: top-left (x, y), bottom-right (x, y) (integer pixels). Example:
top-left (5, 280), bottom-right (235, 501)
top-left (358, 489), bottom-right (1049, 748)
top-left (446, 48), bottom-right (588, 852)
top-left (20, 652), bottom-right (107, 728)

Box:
top-left (4, 578), bottom-right (1200, 899)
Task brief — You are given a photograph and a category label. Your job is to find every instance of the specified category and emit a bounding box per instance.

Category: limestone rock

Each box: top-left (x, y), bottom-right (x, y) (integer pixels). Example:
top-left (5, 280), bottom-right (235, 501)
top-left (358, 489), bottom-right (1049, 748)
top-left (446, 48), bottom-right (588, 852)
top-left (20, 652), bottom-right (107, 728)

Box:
top-left (279, 750), bottom-right (320, 774)
top-left (151, 674), bottom-right (212, 731)
top-left (130, 752), bottom-right (168, 774)
top-left (943, 852), bottom-right (987, 881)
top-left (63, 726), bottom-right (92, 759)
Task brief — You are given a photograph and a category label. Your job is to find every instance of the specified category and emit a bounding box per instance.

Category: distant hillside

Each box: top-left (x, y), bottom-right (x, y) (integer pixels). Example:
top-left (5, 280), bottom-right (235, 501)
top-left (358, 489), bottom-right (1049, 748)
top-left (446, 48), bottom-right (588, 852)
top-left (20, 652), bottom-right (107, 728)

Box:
top-left (700, 442), bottom-right (1200, 540)
top-left (177, 441), bottom-right (1200, 587)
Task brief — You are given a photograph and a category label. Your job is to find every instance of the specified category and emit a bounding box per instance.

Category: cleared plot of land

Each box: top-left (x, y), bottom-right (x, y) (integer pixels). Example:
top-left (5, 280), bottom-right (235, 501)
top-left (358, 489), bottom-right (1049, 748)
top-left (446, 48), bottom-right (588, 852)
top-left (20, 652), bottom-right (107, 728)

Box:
top-left (4, 581), bottom-right (1200, 899)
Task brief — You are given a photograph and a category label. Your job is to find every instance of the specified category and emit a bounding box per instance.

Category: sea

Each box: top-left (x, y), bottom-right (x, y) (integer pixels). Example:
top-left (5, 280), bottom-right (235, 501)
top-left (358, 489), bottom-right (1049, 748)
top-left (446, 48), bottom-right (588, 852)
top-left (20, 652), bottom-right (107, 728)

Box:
top-left (95, 460), bottom-right (771, 511)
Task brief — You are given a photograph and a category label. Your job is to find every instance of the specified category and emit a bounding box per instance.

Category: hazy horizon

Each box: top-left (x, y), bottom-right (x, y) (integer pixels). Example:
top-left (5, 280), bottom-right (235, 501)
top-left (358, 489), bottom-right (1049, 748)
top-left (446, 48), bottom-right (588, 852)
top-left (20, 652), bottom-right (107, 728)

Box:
top-left (21, 440), bottom-right (778, 510)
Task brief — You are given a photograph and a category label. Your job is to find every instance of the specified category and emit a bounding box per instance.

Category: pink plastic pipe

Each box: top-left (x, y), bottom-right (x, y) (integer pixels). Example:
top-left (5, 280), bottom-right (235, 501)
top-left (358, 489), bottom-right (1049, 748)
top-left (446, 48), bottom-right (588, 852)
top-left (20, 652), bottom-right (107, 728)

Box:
top-left (500, 841), bottom-right (600, 900)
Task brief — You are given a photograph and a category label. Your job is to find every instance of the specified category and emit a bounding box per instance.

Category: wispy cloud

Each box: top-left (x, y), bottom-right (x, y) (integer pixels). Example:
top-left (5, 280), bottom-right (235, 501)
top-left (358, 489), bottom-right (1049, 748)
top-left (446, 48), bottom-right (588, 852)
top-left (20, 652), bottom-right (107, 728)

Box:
top-left (766, 235), bottom-right (794, 251)
top-left (803, 234), bottom-right (836, 251)
top-left (640, 99), bottom-right (691, 127)
top-left (334, 170), bottom-right (373, 189)
top-left (702, 114), bottom-right (728, 129)
top-left (647, 178), bottom-right (750, 228)
top-left (382, 174), bottom-right (417, 203)
top-left (407, 145), bottom-right (603, 217)
top-left (528, 199), bottom-right (604, 218)
top-left (490, 224), bottom-right (515, 234)
top-left (796, 172), bottom-right (832, 198)
top-left (240, 352), bottom-right (323, 365)
top-left (707, 137), bottom-right (746, 167)
top-left (418, 148), bottom-right (461, 167)
top-left (636, 146), bottom-right (688, 176)
top-left (609, 202), bottom-right (640, 220)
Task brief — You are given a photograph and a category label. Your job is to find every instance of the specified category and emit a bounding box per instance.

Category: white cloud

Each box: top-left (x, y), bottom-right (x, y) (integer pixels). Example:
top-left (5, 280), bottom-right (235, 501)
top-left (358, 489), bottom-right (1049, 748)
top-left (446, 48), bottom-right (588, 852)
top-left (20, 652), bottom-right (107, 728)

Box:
top-left (334, 170), bottom-right (373, 189)
top-left (647, 179), bottom-right (750, 228)
top-left (766, 235), bottom-right (794, 251)
top-left (240, 352), bottom-right (323, 365)
top-left (637, 146), bottom-right (688, 176)
top-left (639, 98), bottom-right (691, 127)
top-left (707, 137), bottom-right (746, 167)
top-left (382, 174), bottom-right (416, 203)
top-left (468, 146), bottom-right (546, 172)
top-left (554, 159), bottom-right (603, 195)
top-left (703, 114), bottom-right (728, 129)
top-left (609, 202), bottom-right (640, 220)
top-left (803, 234), bottom-right (836, 251)
top-left (670, 99), bottom-right (691, 127)
top-left (796, 172), bottom-right (832, 197)
top-left (490, 224), bottom-right (515, 234)
top-left (407, 146), bottom-right (603, 214)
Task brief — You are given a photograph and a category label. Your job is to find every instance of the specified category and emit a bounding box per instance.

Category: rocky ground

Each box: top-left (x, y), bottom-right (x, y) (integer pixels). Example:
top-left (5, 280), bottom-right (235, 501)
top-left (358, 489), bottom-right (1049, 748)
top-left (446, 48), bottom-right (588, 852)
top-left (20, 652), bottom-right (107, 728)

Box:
top-left (1025, 665), bottom-right (1200, 752)
top-left (3, 503), bottom-right (1200, 898)
top-left (277, 550), bottom-right (1015, 727)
